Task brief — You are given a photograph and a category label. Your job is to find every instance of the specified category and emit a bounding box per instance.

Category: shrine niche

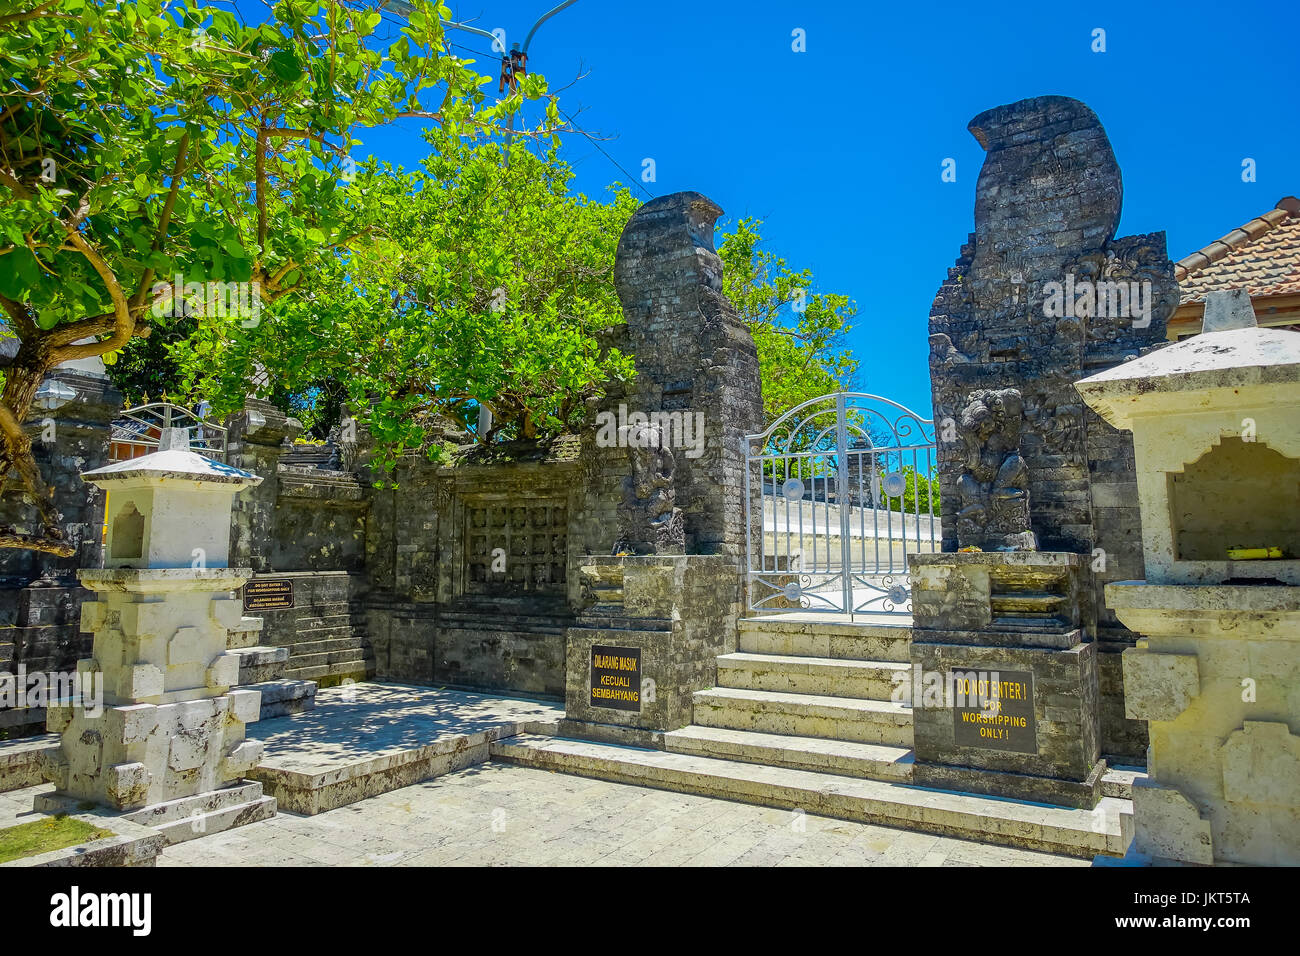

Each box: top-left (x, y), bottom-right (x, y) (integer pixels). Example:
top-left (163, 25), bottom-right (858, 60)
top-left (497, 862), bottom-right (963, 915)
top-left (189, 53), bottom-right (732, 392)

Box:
top-left (1168, 437), bottom-right (1300, 563)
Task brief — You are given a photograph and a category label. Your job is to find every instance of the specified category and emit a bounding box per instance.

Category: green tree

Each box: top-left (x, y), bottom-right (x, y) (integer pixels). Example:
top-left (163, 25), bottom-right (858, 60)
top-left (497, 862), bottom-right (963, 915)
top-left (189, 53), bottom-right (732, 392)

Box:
top-left (104, 314), bottom-right (197, 407)
top-left (0, 0), bottom-right (529, 552)
top-left (718, 218), bottom-right (859, 424)
top-left (878, 465), bottom-right (941, 516)
top-left (179, 139), bottom-right (639, 474)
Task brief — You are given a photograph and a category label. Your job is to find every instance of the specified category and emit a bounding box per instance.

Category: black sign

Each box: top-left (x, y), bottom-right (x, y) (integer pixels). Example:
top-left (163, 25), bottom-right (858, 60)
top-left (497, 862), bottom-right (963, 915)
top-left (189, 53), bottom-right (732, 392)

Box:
top-left (243, 578), bottom-right (294, 611)
top-left (590, 645), bottom-right (641, 712)
top-left (952, 669), bottom-right (1037, 754)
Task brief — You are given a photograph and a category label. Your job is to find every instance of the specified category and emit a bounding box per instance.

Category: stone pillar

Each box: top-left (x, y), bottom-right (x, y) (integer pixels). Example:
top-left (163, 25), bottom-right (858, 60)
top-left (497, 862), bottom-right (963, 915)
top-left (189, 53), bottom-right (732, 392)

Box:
top-left (36, 428), bottom-right (276, 840)
top-left (610, 191), bottom-right (764, 557)
top-left (560, 555), bottom-right (741, 745)
top-left (928, 95), bottom-right (1179, 764)
top-left (224, 398), bottom-right (301, 572)
top-left (908, 552), bottom-right (1104, 808)
top-left (1076, 291), bottom-right (1300, 865)
top-left (561, 191), bottom-right (761, 744)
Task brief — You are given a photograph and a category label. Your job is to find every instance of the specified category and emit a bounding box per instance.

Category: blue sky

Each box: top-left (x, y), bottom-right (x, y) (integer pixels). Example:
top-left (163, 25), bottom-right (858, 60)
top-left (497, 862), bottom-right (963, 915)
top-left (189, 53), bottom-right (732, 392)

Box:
top-left (346, 0), bottom-right (1299, 417)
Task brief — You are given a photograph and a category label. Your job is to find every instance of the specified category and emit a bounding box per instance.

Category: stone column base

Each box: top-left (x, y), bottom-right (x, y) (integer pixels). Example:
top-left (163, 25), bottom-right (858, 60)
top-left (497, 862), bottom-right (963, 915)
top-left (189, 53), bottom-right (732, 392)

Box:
top-left (563, 554), bottom-right (740, 736)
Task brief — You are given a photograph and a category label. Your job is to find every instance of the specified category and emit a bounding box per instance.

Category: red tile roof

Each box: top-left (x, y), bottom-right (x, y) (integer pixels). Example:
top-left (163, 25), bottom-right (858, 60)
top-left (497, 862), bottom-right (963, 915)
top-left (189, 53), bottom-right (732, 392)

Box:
top-left (1176, 196), bottom-right (1300, 303)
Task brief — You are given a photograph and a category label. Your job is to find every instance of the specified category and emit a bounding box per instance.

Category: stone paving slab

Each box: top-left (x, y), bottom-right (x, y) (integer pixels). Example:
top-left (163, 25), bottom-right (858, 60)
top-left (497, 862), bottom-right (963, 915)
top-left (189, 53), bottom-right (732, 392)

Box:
top-left (245, 682), bottom-right (564, 814)
top-left (0, 734), bottom-right (59, 793)
top-left (493, 734), bottom-right (1131, 858)
top-left (155, 762), bottom-right (1089, 867)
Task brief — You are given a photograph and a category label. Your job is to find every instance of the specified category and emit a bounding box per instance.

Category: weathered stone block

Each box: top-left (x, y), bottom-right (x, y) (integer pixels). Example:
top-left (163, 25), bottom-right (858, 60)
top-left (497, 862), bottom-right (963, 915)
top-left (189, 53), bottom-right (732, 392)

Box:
top-left (221, 740), bottom-right (263, 779)
top-left (226, 688), bottom-right (261, 725)
top-left (167, 625), bottom-right (205, 666)
top-left (1122, 646), bottom-right (1199, 721)
top-left (128, 663), bottom-right (164, 699)
top-left (205, 652), bottom-right (240, 689)
top-left (108, 703), bottom-right (157, 746)
top-left (1220, 721), bottom-right (1300, 807)
top-left (105, 761), bottom-right (151, 810)
top-left (1132, 778), bottom-right (1213, 865)
top-left (167, 732), bottom-right (208, 771)
top-left (209, 597), bottom-right (244, 629)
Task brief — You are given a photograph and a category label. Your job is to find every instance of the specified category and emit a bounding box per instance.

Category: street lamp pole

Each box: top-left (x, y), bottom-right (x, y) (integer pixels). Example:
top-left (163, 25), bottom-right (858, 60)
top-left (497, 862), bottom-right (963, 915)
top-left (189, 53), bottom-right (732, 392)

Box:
top-left (370, 1), bottom-right (582, 151)
top-left (505, 0), bottom-right (581, 149)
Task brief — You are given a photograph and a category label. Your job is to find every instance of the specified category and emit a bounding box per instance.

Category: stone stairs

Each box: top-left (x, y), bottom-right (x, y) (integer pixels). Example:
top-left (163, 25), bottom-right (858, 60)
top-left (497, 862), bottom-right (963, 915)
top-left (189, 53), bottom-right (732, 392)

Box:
top-left (227, 616), bottom-right (317, 720)
top-left (493, 734), bottom-right (1130, 858)
top-left (494, 614), bottom-right (1136, 858)
top-left (670, 616), bottom-right (916, 774)
top-left (273, 602), bottom-right (374, 687)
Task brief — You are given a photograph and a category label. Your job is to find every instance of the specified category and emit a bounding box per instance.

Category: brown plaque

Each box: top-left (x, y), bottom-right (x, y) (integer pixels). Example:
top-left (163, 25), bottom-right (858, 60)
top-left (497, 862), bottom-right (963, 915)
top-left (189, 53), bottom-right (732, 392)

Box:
top-left (952, 669), bottom-right (1037, 754)
top-left (590, 645), bottom-right (641, 712)
top-left (243, 578), bottom-right (294, 611)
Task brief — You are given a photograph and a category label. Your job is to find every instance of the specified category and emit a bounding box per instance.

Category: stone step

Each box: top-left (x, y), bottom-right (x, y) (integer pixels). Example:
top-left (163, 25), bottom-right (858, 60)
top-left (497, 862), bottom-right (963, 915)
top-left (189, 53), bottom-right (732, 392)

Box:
top-left (290, 623), bottom-right (360, 642)
top-left (289, 637), bottom-right (366, 656)
top-left (0, 733), bottom-right (58, 792)
top-left (232, 645), bottom-right (289, 685)
top-left (693, 687), bottom-right (913, 746)
top-left (122, 781), bottom-right (262, 827)
top-left (1101, 765), bottom-right (1147, 800)
top-left (491, 734), bottom-right (1131, 859)
top-left (718, 652), bottom-right (909, 701)
top-left (296, 612), bottom-right (359, 629)
top-left (110, 783), bottom-right (278, 847)
top-left (289, 647), bottom-right (374, 668)
top-left (441, 614), bottom-right (572, 635)
top-left (246, 679), bottom-right (318, 719)
top-left (663, 725), bottom-right (914, 783)
top-left (282, 659), bottom-right (374, 686)
top-left (738, 617), bottom-right (911, 663)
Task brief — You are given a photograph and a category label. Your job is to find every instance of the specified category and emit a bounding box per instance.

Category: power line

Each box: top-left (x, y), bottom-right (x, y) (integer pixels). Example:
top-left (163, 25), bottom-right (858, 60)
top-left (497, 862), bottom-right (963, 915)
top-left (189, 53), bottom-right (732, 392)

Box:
top-left (558, 107), bottom-right (654, 200)
top-left (448, 40), bottom-right (501, 61)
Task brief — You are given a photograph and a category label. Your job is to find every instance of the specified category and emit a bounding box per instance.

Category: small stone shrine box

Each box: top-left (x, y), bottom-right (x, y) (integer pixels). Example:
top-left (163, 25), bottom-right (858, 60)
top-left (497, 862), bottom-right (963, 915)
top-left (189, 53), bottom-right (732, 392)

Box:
top-left (37, 428), bottom-right (276, 838)
top-left (1076, 289), bottom-right (1300, 865)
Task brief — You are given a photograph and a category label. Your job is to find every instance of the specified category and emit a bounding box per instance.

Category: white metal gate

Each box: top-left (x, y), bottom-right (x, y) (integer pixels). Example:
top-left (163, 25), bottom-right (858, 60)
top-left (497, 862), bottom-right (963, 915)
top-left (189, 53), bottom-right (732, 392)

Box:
top-left (744, 392), bottom-right (939, 617)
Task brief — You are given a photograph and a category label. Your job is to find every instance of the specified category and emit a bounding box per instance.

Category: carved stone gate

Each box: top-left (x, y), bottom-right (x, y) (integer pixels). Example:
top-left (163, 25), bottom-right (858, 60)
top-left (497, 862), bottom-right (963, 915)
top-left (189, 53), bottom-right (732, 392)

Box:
top-left (743, 392), bottom-right (939, 617)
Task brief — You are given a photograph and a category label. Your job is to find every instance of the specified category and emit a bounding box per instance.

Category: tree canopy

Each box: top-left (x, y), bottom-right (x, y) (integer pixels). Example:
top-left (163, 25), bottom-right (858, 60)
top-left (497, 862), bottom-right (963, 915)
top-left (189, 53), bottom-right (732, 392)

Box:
top-left (0, 0), bottom-right (863, 550)
top-left (0, 0), bottom-right (531, 551)
top-left (176, 138), bottom-right (640, 473)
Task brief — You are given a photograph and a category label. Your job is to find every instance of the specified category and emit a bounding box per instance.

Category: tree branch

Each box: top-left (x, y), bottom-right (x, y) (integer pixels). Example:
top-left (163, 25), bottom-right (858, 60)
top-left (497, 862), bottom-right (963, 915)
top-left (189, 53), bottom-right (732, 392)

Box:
top-left (0, 293), bottom-right (37, 340)
top-left (49, 223), bottom-right (134, 364)
top-left (130, 130), bottom-right (190, 309)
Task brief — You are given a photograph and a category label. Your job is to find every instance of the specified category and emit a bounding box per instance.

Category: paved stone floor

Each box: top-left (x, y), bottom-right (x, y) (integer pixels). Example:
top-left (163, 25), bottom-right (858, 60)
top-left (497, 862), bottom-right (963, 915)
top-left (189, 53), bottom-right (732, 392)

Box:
top-left (250, 682), bottom-right (564, 778)
top-left (153, 763), bottom-right (1089, 867)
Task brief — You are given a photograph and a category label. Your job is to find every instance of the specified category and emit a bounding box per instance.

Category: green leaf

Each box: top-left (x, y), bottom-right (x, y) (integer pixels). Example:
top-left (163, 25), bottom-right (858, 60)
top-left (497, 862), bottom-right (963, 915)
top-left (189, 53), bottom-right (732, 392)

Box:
top-left (268, 50), bottom-right (302, 82)
top-left (0, 248), bottom-right (40, 297)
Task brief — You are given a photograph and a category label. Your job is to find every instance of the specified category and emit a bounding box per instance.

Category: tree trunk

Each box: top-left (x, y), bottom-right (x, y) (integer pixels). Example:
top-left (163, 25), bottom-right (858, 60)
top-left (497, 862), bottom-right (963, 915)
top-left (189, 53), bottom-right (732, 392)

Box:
top-left (0, 345), bottom-right (76, 556)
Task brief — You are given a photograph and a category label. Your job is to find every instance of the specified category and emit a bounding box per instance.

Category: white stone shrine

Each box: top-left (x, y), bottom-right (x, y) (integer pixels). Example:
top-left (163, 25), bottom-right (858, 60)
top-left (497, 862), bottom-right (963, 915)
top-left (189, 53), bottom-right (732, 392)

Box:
top-left (1076, 289), bottom-right (1300, 865)
top-left (36, 428), bottom-right (276, 842)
